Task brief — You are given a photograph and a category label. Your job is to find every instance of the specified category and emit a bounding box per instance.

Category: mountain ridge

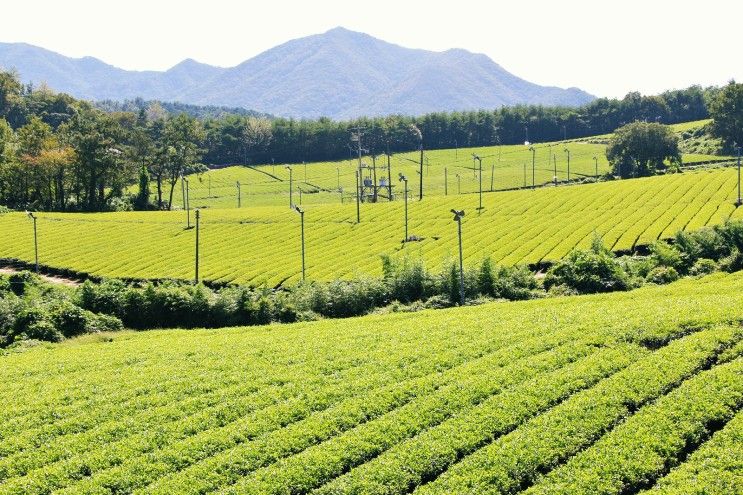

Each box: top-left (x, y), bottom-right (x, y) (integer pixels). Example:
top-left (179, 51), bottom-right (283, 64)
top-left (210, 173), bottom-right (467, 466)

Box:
top-left (0, 27), bottom-right (595, 118)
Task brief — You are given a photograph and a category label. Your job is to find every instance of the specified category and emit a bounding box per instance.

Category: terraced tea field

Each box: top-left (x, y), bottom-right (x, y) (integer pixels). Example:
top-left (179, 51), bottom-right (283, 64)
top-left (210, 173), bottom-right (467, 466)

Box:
top-left (1, 272), bottom-right (741, 494)
top-left (178, 130), bottom-right (726, 209)
top-left (2, 167), bottom-right (741, 285)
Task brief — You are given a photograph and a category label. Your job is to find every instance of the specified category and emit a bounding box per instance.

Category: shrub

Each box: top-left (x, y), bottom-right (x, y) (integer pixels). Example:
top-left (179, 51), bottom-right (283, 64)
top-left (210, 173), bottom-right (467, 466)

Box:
top-left (544, 239), bottom-right (631, 294)
top-left (689, 258), bottom-right (718, 276)
top-left (381, 254), bottom-right (432, 303)
top-left (646, 266), bottom-right (680, 285)
top-left (650, 241), bottom-right (683, 272)
top-left (719, 248), bottom-right (743, 273)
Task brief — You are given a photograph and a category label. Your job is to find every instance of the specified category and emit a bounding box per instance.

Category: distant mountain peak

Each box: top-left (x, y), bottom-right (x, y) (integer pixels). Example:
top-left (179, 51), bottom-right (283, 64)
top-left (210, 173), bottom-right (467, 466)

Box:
top-left (0, 30), bottom-right (595, 118)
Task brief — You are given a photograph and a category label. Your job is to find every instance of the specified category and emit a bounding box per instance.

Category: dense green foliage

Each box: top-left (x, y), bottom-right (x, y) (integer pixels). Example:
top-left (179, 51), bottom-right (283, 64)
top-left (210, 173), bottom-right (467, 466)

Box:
top-left (0, 271), bottom-right (741, 493)
top-left (0, 272), bottom-right (121, 346)
top-left (606, 122), bottom-right (681, 178)
top-left (709, 80), bottom-right (743, 149)
top-left (0, 67), bottom-right (727, 211)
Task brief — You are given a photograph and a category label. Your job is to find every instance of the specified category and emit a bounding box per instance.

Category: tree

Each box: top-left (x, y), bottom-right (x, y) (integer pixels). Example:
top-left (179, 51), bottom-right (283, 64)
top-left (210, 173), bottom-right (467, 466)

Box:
top-left (241, 117), bottom-right (272, 163)
top-left (61, 109), bottom-right (128, 211)
top-left (709, 80), bottom-right (743, 149)
top-left (606, 122), bottom-right (681, 178)
top-left (135, 164), bottom-right (151, 210)
top-left (161, 114), bottom-right (205, 210)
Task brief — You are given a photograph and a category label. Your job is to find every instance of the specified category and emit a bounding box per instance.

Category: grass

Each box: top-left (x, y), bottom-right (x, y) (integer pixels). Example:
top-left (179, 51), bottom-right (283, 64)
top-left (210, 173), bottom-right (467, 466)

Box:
top-left (2, 167), bottom-right (742, 286)
top-left (0, 271), bottom-right (741, 494)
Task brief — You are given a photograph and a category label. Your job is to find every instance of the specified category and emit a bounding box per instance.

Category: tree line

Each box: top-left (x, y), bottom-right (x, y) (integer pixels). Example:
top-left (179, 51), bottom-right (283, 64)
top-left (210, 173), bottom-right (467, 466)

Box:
top-left (1, 67), bottom-right (739, 212)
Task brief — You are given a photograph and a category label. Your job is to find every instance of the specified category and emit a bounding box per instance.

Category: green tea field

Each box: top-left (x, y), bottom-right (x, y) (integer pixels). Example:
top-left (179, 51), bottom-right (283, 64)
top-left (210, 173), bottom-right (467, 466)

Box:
top-left (2, 167), bottom-right (741, 285)
top-left (176, 131), bottom-right (727, 210)
top-left (1, 271), bottom-right (741, 494)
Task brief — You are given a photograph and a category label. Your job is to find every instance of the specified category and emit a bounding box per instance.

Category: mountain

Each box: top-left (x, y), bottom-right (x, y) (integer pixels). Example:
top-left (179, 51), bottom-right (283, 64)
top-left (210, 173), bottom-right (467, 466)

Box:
top-left (0, 28), bottom-right (595, 119)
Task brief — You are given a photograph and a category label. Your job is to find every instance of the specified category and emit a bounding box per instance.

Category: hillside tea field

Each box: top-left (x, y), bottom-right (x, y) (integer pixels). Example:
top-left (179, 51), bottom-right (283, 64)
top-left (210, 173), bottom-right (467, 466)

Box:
top-left (1, 272), bottom-right (742, 494)
top-left (2, 167), bottom-right (742, 285)
top-left (170, 134), bottom-right (726, 209)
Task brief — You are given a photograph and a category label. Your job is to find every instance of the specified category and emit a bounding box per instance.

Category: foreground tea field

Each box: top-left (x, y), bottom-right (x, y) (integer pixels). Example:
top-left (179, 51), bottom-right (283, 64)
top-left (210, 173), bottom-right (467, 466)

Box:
top-left (2, 167), bottom-right (742, 285)
top-left (1, 272), bottom-right (742, 494)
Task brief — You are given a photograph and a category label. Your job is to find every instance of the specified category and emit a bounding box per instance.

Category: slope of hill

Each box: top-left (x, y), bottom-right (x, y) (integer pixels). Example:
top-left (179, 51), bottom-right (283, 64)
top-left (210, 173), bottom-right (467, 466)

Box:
top-left (0, 28), bottom-right (595, 118)
top-left (1, 271), bottom-right (741, 493)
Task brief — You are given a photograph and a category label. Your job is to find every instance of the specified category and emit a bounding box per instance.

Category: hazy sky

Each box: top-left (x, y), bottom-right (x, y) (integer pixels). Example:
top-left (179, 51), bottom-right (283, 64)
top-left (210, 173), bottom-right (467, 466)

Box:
top-left (2, 0), bottom-right (741, 98)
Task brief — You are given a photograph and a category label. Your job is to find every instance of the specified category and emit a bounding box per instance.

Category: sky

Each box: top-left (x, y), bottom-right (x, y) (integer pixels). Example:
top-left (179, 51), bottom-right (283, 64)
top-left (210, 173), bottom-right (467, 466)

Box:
top-left (1, 0), bottom-right (741, 98)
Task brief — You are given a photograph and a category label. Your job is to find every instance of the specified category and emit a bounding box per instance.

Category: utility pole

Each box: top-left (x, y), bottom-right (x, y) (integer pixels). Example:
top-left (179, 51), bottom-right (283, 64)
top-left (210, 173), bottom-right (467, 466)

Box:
top-left (236, 181), bottom-right (241, 208)
top-left (456, 173), bottom-right (461, 194)
top-left (181, 176), bottom-right (190, 228)
top-left (386, 151), bottom-right (393, 200)
top-left (185, 177), bottom-right (191, 226)
top-left (419, 143), bottom-right (424, 200)
top-left (351, 126), bottom-right (365, 203)
top-left (529, 146), bottom-right (536, 189)
top-left (294, 206), bottom-right (305, 281)
top-left (451, 209), bottom-right (465, 306)
top-left (473, 154), bottom-right (483, 210)
top-left (194, 209), bottom-right (200, 284)
top-left (554, 154), bottom-right (558, 186)
top-left (355, 170), bottom-right (360, 223)
top-left (564, 148), bottom-right (571, 182)
top-left (372, 155), bottom-right (378, 202)
top-left (286, 166), bottom-right (293, 208)
top-left (490, 163), bottom-right (495, 192)
top-left (26, 212), bottom-right (38, 273)
top-left (594, 156), bottom-right (599, 180)
top-left (736, 144), bottom-right (742, 206)
top-left (399, 173), bottom-right (408, 242)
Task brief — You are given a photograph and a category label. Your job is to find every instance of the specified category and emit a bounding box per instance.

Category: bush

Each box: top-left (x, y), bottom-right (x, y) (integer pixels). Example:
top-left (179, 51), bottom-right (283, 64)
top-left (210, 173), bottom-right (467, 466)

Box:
top-left (544, 238), bottom-right (631, 294)
top-left (646, 266), bottom-right (680, 285)
top-left (381, 254), bottom-right (432, 303)
top-left (689, 258), bottom-right (717, 276)
top-left (719, 248), bottom-right (743, 273)
top-left (650, 241), bottom-right (684, 272)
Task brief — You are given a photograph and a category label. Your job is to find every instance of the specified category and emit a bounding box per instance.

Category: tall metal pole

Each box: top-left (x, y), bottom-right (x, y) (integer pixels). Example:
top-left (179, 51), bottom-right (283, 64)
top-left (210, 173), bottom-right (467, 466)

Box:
top-left (419, 144), bottom-right (424, 200)
top-left (399, 174), bottom-right (408, 242)
top-left (594, 156), bottom-right (598, 180)
top-left (181, 176), bottom-right (190, 228)
top-left (554, 154), bottom-right (558, 185)
top-left (300, 210), bottom-right (305, 281)
top-left (386, 152), bottom-right (392, 200)
top-left (355, 170), bottom-right (360, 223)
top-left (294, 206), bottom-right (305, 282)
top-left (529, 147), bottom-right (536, 189)
top-left (490, 163), bottom-right (495, 192)
top-left (236, 180), bottom-right (241, 208)
top-left (27, 212), bottom-right (39, 273)
top-left (473, 155), bottom-right (483, 210)
top-left (451, 209), bottom-right (465, 306)
top-left (564, 148), bottom-right (571, 182)
top-left (735, 145), bottom-right (741, 206)
top-left (194, 209), bottom-right (200, 284)
top-left (456, 174), bottom-right (461, 194)
top-left (286, 167), bottom-right (293, 208)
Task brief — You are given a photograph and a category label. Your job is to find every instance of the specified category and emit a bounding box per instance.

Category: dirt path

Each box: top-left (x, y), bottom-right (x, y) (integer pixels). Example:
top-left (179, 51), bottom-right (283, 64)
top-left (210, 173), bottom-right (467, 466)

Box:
top-left (0, 267), bottom-right (81, 287)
